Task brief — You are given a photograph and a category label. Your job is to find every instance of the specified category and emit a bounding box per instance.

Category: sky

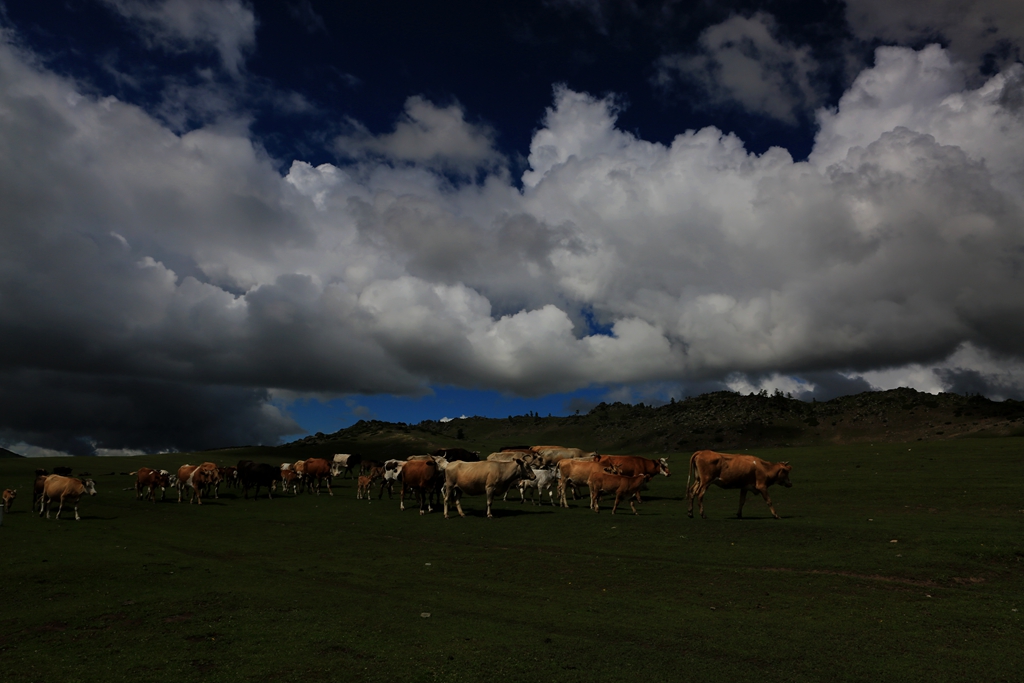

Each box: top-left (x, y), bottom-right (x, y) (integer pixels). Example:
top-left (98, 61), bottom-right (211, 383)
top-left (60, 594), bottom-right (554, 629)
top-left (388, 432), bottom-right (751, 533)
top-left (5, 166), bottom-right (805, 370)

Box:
top-left (2, 0), bottom-right (1024, 456)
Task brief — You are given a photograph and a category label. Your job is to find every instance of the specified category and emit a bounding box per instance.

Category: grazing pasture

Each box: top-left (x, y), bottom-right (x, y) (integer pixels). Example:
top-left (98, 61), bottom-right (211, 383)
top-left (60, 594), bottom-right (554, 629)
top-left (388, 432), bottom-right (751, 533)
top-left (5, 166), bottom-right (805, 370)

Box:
top-left (0, 439), bottom-right (1021, 682)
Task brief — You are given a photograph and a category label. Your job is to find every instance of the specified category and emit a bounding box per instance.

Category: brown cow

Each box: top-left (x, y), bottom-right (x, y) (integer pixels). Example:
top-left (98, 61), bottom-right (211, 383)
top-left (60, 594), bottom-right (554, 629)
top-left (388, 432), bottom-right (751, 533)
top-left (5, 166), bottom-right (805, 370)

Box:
top-left (2, 488), bottom-right (15, 512)
top-left (443, 459), bottom-right (536, 519)
top-left (280, 467), bottom-right (300, 494)
top-left (218, 466), bottom-right (238, 489)
top-left (587, 472), bottom-right (651, 515)
top-left (303, 457), bottom-right (333, 496)
top-left (557, 458), bottom-right (622, 507)
top-left (595, 455), bottom-right (670, 503)
top-left (132, 467), bottom-right (170, 502)
top-left (399, 459), bottom-right (443, 515)
top-left (686, 450), bottom-right (792, 519)
top-left (177, 462), bottom-right (220, 505)
top-left (38, 475), bottom-right (97, 520)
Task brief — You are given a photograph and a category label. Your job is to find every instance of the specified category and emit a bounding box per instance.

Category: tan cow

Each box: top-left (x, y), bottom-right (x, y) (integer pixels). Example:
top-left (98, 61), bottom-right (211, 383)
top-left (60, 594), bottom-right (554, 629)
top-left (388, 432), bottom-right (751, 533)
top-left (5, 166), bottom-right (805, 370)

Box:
top-left (38, 475), bottom-right (97, 520)
top-left (529, 446), bottom-right (599, 467)
top-left (686, 450), bottom-right (793, 519)
top-left (443, 459), bottom-right (536, 519)
top-left (486, 451), bottom-right (543, 467)
top-left (587, 471), bottom-right (652, 515)
top-left (32, 472), bottom-right (49, 511)
top-left (2, 488), bottom-right (15, 512)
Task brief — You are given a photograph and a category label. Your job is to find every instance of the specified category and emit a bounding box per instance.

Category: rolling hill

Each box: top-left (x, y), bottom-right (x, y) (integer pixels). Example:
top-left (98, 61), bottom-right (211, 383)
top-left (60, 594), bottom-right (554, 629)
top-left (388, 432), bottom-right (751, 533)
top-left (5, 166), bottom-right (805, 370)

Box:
top-left (280, 387), bottom-right (1024, 459)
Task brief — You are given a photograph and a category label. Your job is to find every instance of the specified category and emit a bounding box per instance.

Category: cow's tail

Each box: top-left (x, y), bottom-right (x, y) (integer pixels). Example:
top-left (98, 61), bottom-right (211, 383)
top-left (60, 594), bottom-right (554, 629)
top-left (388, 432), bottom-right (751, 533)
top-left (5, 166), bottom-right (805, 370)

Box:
top-left (686, 452), bottom-right (699, 496)
top-left (128, 471), bottom-right (137, 476)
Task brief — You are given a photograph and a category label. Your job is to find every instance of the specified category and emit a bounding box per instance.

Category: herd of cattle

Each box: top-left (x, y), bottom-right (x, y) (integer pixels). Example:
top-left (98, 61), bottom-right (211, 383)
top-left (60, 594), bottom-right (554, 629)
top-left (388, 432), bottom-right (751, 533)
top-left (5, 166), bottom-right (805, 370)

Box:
top-left (2, 447), bottom-right (793, 521)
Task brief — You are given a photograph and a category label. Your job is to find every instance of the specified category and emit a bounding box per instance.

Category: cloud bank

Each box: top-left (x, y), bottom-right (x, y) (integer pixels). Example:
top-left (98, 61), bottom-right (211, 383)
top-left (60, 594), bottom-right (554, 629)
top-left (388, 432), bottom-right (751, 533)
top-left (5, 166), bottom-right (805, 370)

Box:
top-left (2, 20), bottom-right (1024, 453)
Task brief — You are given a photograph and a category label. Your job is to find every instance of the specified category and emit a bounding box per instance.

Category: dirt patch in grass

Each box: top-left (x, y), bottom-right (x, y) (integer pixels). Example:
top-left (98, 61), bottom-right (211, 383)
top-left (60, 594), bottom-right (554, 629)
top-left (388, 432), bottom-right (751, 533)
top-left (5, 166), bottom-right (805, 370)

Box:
top-left (762, 567), bottom-right (941, 587)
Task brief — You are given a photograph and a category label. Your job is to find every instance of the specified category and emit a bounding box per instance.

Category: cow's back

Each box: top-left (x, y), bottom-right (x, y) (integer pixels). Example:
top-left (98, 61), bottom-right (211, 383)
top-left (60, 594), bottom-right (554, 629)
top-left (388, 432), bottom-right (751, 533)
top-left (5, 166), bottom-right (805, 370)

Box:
top-left (446, 460), bottom-right (520, 495)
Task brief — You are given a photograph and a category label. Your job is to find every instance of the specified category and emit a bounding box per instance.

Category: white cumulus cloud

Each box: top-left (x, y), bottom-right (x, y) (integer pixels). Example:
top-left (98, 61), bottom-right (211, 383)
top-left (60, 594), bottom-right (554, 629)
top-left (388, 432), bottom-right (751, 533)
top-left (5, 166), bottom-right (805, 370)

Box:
top-left (2, 25), bottom-right (1024, 453)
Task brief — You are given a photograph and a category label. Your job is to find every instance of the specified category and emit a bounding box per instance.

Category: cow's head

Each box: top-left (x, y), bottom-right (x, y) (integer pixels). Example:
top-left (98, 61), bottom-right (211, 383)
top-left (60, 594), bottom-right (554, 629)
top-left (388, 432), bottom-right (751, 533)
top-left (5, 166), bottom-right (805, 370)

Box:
top-left (513, 457), bottom-right (537, 481)
top-left (775, 462), bottom-right (793, 487)
top-left (83, 479), bottom-right (97, 496)
top-left (658, 458), bottom-right (671, 476)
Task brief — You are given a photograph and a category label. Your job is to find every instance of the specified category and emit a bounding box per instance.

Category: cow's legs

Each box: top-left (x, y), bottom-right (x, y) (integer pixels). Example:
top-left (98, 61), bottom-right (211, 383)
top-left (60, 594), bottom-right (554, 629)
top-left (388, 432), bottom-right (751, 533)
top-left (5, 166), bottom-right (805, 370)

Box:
top-left (737, 489), bottom-right (748, 518)
top-left (325, 478), bottom-right (333, 497)
top-left (400, 484), bottom-right (407, 511)
top-left (485, 488), bottom-right (495, 518)
top-left (759, 487), bottom-right (780, 519)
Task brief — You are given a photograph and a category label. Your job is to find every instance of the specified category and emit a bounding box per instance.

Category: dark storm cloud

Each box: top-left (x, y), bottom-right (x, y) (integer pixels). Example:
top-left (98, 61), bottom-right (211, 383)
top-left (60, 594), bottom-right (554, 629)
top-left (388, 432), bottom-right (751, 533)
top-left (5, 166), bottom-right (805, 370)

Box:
top-left (935, 367), bottom-right (1024, 401)
top-left (0, 369), bottom-right (299, 456)
top-left (845, 0), bottom-right (1024, 74)
top-left (790, 372), bottom-right (876, 402)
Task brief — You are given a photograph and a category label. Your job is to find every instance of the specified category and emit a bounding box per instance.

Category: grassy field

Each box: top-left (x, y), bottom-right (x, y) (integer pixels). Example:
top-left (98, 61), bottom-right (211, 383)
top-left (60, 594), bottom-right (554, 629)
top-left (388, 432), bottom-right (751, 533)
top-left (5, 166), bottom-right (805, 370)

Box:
top-left (1, 438), bottom-right (1021, 682)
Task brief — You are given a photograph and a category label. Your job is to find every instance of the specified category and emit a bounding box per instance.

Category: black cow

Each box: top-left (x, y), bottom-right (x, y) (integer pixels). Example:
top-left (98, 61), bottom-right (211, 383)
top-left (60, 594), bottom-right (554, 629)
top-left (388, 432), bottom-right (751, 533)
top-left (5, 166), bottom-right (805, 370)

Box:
top-left (432, 448), bottom-right (480, 462)
top-left (52, 466), bottom-right (72, 476)
top-left (237, 460), bottom-right (282, 500)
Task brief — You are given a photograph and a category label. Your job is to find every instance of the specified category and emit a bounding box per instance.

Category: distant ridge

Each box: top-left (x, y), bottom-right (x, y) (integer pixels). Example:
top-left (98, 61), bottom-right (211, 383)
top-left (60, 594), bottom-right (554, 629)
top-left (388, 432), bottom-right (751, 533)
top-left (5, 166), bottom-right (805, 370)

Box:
top-left (0, 446), bottom-right (25, 458)
top-left (282, 387), bottom-right (1024, 457)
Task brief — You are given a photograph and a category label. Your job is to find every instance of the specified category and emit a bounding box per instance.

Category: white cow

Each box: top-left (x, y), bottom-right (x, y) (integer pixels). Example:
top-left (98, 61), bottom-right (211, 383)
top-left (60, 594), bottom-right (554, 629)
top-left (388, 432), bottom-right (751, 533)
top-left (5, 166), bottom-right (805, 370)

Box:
top-left (331, 453), bottom-right (361, 478)
top-left (507, 467), bottom-right (560, 506)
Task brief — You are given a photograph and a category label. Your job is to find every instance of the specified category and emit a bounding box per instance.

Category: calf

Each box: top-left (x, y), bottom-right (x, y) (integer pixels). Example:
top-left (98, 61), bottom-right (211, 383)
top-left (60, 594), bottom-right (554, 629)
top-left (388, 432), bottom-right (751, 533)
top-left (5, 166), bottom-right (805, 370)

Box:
top-left (686, 450), bottom-right (793, 519)
top-left (587, 471), bottom-right (651, 514)
top-left (2, 488), bottom-right (15, 512)
top-left (38, 475), bottom-right (97, 520)
top-left (356, 467), bottom-right (384, 500)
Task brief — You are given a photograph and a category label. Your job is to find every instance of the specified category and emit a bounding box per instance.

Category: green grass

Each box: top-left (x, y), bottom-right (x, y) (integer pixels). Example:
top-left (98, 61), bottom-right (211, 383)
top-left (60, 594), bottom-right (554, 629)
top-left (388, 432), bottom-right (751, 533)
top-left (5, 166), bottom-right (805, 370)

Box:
top-left (1, 439), bottom-right (1022, 682)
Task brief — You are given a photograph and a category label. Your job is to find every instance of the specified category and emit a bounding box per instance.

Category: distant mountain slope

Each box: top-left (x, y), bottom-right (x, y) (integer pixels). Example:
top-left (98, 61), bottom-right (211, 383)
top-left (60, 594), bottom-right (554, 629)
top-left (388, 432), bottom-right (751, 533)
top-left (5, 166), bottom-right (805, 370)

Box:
top-left (281, 388), bottom-right (1024, 458)
top-left (0, 447), bottom-right (25, 458)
